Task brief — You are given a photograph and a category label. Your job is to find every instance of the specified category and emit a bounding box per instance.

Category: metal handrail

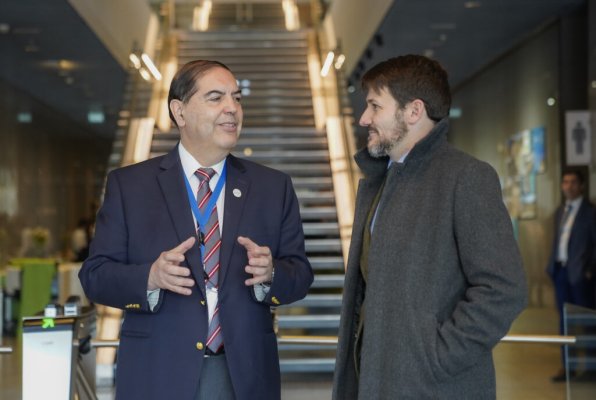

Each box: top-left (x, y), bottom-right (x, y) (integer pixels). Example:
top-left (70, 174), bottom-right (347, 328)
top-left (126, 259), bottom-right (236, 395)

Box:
top-left (501, 334), bottom-right (576, 344)
top-left (0, 334), bottom-right (578, 355)
top-left (84, 334), bottom-right (577, 349)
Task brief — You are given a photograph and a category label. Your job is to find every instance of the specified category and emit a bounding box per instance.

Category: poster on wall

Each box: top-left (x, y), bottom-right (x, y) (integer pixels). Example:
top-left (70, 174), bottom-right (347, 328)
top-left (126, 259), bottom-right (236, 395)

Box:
top-left (565, 111), bottom-right (592, 166)
top-left (503, 127), bottom-right (545, 220)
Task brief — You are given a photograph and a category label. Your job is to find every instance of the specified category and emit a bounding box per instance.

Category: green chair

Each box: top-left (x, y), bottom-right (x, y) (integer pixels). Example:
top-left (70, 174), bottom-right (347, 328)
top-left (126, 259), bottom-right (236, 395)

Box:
top-left (9, 258), bottom-right (56, 345)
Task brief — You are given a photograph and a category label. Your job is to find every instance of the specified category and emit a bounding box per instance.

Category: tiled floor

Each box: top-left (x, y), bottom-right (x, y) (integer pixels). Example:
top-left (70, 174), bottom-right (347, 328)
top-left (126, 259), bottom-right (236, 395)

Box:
top-left (1, 307), bottom-right (594, 399)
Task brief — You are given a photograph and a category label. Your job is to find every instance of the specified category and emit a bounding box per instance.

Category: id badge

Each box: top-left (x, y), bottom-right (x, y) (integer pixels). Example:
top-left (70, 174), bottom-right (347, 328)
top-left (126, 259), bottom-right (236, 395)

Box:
top-left (206, 287), bottom-right (218, 323)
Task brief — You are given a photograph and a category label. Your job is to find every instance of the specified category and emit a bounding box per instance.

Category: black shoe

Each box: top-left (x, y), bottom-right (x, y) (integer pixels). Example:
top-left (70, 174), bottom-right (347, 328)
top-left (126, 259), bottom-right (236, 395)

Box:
top-left (551, 369), bottom-right (575, 382)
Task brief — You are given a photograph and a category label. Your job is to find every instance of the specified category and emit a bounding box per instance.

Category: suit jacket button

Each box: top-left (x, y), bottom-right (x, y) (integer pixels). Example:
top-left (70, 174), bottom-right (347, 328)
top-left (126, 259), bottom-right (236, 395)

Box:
top-left (196, 342), bottom-right (204, 350)
top-left (272, 296), bottom-right (280, 305)
top-left (200, 300), bottom-right (206, 306)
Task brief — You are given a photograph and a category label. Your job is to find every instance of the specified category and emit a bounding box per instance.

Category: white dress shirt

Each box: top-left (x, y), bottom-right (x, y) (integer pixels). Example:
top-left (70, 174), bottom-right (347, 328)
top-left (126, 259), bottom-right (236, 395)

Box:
top-left (557, 196), bottom-right (582, 264)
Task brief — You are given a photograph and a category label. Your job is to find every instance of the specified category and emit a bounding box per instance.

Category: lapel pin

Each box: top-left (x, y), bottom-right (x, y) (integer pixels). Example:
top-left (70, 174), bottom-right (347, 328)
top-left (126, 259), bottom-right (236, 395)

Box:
top-left (233, 188), bottom-right (242, 198)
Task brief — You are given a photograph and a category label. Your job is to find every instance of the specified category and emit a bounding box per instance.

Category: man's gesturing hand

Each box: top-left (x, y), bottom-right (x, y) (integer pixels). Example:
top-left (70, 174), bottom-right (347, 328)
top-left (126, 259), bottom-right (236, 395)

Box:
top-left (148, 237), bottom-right (196, 295)
top-left (237, 236), bottom-right (273, 286)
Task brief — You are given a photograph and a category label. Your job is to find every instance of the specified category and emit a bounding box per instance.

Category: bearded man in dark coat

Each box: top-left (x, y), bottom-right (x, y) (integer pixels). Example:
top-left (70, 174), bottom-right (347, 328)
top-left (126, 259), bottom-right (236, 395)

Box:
top-left (332, 55), bottom-right (527, 399)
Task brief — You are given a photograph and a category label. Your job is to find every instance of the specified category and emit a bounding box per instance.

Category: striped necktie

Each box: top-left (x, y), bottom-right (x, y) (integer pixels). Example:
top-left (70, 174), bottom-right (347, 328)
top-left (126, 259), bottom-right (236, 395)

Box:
top-left (195, 167), bottom-right (223, 352)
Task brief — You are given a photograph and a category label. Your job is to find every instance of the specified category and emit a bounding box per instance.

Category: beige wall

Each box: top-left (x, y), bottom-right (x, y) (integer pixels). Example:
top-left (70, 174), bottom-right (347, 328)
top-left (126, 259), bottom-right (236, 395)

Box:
top-left (450, 24), bottom-right (561, 308)
top-left (325, 0), bottom-right (393, 73)
top-left (68, 0), bottom-right (159, 68)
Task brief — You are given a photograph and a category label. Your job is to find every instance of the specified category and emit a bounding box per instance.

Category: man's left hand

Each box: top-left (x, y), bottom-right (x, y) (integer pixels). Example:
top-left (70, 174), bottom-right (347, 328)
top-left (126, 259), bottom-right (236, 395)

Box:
top-left (237, 236), bottom-right (273, 286)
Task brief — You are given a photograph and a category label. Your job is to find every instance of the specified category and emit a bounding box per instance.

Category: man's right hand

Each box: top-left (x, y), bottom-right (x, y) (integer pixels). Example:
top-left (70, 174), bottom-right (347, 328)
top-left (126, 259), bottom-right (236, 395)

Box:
top-left (147, 237), bottom-right (196, 295)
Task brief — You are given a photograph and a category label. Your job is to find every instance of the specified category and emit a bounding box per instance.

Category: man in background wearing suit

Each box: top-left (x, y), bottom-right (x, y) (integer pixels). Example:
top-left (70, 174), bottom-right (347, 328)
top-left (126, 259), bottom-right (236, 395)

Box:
top-left (79, 60), bottom-right (313, 400)
top-left (547, 169), bottom-right (596, 381)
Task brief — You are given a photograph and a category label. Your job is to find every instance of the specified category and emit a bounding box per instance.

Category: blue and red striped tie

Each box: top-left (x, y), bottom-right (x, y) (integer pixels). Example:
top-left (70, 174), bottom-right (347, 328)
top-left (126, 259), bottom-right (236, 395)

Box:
top-left (195, 168), bottom-right (223, 353)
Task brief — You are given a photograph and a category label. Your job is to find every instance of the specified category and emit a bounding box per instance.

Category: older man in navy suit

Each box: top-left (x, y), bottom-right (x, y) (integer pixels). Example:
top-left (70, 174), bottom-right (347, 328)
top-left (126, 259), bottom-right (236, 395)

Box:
top-left (547, 169), bottom-right (596, 381)
top-left (79, 60), bottom-right (313, 399)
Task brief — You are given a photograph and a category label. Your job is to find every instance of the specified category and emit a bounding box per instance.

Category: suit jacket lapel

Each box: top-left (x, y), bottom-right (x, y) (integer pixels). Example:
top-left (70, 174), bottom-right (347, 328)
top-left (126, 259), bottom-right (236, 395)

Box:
top-left (219, 154), bottom-right (249, 288)
top-left (157, 146), bottom-right (206, 297)
top-left (570, 199), bottom-right (588, 241)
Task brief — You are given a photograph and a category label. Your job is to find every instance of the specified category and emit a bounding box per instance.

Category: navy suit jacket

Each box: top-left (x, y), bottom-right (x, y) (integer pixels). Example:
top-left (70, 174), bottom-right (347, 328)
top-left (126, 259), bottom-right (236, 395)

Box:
top-left (79, 147), bottom-right (313, 400)
top-left (547, 198), bottom-right (596, 292)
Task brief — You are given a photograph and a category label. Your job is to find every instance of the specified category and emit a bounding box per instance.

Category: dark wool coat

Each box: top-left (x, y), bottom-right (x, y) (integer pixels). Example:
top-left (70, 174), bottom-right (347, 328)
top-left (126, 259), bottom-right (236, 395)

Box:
top-left (333, 119), bottom-right (528, 399)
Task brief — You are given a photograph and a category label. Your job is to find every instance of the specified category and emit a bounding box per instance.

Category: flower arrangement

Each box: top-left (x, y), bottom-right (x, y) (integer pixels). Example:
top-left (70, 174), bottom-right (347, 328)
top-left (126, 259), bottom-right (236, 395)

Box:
top-left (30, 226), bottom-right (50, 247)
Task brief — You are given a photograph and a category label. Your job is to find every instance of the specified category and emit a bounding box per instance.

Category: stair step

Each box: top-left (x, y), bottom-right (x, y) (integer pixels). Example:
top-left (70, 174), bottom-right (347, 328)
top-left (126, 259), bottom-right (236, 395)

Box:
top-left (291, 177), bottom-right (333, 190)
top-left (238, 89), bottom-right (313, 98)
top-left (237, 137), bottom-right (327, 150)
top-left (238, 150), bottom-right (329, 163)
top-left (270, 163), bottom-right (331, 176)
top-left (178, 40), bottom-right (307, 51)
top-left (311, 275), bottom-right (345, 289)
top-left (308, 256), bottom-right (344, 271)
top-left (178, 56), bottom-right (307, 66)
top-left (243, 116), bottom-right (315, 127)
top-left (290, 294), bottom-right (343, 308)
top-left (302, 222), bottom-right (339, 236)
top-left (240, 98), bottom-right (313, 108)
top-left (305, 238), bottom-right (341, 253)
top-left (301, 208), bottom-right (338, 220)
top-left (297, 191), bottom-right (335, 205)
top-left (241, 127), bottom-right (324, 136)
top-left (278, 343), bottom-right (338, 351)
top-left (280, 359), bottom-right (336, 373)
top-left (178, 48), bottom-right (308, 58)
top-left (152, 139), bottom-right (328, 153)
top-left (240, 107), bottom-right (314, 117)
top-left (154, 126), bottom-right (324, 139)
top-left (277, 314), bottom-right (340, 329)
top-left (178, 30), bottom-right (308, 41)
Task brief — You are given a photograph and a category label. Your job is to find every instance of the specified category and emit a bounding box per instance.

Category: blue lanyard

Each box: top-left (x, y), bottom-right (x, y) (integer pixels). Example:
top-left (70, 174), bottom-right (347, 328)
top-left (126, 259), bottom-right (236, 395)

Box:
top-left (183, 162), bottom-right (227, 258)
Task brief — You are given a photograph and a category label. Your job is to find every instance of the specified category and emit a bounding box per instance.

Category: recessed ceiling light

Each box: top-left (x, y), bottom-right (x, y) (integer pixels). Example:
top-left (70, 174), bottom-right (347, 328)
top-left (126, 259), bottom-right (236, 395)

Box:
top-left (0, 23), bottom-right (10, 34)
top-left (464, 1), bottom-right (482, 9)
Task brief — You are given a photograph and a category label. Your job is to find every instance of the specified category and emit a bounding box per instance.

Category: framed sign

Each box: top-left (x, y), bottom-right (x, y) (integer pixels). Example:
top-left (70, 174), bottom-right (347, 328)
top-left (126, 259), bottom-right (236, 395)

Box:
top-left (565, 111), bottom-right (592, 166)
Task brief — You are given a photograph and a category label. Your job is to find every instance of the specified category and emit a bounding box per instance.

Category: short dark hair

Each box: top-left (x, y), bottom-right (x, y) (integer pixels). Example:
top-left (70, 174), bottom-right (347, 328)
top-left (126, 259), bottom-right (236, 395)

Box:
top-left (562, 168), bottom-right (585, 184)
top-left (361, 54), bottom-right (451, 121)
top-left (168, 60), bottom-right (231, 126)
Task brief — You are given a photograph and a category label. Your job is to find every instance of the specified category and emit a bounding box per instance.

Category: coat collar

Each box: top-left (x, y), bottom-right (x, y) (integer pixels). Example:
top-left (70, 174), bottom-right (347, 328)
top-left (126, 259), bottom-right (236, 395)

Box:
top-left (354, 117), bottom-right (450, 179)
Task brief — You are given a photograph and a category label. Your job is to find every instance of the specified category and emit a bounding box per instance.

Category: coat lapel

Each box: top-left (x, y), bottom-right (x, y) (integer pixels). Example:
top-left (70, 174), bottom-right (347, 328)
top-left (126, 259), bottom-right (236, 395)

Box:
top-left (219, 154), bottom-right (249, 288)
top-left (157, 147), bottom-right (206, 298)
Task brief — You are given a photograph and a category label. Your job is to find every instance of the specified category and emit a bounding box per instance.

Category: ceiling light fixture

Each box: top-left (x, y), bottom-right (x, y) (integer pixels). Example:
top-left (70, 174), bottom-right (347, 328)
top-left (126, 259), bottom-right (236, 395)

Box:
top-left (334, 54), bottom-right (346, 70)
top-left (320, 51), bottom-right (335, 77)
top-left (129, 53), bottom-right (141, 69)
top-left (464, 1), bottom-right (482, 9)
top-left (192, 0), bottom-right (212, 32)
top-left (141, 53), bottom-right (162, 81)
top-left (139, 68), bottom-right (151, 81)
top-left (282, 0), bottom-right (300, 31)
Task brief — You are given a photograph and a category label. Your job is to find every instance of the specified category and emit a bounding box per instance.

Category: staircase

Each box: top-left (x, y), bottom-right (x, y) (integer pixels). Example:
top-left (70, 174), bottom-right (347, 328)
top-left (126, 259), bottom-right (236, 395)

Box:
top-left (149, 27), bottom-right (343, 373)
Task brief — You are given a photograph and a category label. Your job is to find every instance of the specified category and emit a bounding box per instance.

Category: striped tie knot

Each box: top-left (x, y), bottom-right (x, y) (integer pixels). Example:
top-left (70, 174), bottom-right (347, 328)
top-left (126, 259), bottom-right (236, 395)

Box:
top-left (195, 167), bottom-right (216, 183)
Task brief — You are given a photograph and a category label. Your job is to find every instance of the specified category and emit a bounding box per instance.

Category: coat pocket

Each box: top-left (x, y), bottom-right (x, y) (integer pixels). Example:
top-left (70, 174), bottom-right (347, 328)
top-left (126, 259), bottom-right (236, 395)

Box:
top-left (120, 313), bottom-right (152, 338)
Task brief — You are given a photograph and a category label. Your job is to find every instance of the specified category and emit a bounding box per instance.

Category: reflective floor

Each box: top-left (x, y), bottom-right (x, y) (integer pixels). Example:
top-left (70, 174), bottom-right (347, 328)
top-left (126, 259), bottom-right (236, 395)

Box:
top-left (1, 307), bottom-right (591, 399)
